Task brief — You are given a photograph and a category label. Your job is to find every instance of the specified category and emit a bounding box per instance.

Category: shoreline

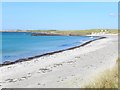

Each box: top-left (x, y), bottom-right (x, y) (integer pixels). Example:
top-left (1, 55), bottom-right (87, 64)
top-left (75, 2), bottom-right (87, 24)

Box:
top-left (1, 36), bottom-right (106, 66)
top-left (0, 34), bottom-right (118, 88)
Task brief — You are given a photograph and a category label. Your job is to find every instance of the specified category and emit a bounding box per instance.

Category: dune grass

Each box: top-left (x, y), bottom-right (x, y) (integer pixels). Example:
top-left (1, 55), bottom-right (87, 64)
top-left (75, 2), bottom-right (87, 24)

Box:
top-left (84, 58), bottom-right (119, 88)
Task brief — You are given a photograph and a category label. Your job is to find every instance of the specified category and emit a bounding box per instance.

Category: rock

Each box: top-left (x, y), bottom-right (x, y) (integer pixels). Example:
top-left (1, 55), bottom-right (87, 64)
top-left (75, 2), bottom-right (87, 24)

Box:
top-left (0, 64), bottom-right (2, 67)
top-left (3, 61), bottom-right (12, 65)
top-left (31, 33), bottom-right (63, 36)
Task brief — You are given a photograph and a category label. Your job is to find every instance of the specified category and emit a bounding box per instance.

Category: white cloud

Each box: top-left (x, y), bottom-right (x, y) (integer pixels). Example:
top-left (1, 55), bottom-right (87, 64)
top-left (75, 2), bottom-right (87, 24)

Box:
top-left (109, 13), bottom-right (115, 16)
top-left (109, 13), bottom-right (118, 17)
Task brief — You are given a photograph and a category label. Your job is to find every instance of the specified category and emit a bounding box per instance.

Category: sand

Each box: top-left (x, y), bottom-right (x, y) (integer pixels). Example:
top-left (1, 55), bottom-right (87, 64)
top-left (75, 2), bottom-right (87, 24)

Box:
top-left (0, 34), bottom-right (118, 88)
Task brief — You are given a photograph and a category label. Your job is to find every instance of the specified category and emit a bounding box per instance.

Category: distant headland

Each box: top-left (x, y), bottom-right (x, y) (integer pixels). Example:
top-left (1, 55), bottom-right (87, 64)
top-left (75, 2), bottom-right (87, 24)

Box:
top-left (1, 29), bottom-right (118, 36)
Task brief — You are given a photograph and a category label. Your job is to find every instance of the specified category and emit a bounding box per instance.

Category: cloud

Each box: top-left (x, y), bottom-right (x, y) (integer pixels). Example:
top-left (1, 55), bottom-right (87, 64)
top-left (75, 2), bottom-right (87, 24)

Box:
top-left (109, 13), bottom-right (116, 16)
top-left (109, 13), bottom-right (118, 17)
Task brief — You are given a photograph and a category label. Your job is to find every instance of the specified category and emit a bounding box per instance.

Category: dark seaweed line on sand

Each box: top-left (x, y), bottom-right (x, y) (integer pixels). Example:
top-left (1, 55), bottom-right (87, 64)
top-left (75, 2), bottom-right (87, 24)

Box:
top-left (0, 36), bottom-right (106, 67)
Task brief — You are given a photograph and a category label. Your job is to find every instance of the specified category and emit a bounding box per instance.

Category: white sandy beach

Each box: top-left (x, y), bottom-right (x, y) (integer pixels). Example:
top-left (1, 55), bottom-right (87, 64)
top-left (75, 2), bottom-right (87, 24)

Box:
top-left (0, 34), bottom-right (118, 88)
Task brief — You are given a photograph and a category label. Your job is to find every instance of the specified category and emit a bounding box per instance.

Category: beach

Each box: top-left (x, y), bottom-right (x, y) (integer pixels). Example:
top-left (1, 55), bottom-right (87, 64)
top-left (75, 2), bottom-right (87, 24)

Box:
top-left (0, 34), bottom-right (118, 88)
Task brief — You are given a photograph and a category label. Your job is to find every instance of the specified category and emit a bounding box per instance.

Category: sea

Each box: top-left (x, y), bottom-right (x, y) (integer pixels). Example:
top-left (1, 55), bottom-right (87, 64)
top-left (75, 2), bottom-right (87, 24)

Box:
top-left (0, 32), bottom-right (98, 63)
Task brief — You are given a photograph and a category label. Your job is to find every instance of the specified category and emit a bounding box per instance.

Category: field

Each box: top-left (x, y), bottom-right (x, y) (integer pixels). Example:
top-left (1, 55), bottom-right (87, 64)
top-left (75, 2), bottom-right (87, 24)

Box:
top-left (26, 29), bottom-right (118, 36)
top-left (2, 29), bottom-right (118, 36)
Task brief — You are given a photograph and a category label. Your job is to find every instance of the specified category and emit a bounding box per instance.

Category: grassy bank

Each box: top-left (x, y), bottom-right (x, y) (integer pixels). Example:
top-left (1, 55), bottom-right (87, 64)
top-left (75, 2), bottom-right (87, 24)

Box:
top-left (2, 29), bottom-right (118, 35)
top-left (27, 29), bottom-right (118, 36)
top-left (84, 58), bottom-right (119, 88)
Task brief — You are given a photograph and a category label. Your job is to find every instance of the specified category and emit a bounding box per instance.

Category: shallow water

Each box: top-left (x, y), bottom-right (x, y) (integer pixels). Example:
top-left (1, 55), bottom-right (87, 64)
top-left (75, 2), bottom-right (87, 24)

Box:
top-left (0, 32), bottom-right (97, 63)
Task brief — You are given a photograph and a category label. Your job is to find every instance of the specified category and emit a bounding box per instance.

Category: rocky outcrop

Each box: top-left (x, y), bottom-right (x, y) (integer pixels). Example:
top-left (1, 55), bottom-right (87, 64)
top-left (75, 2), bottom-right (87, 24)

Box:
top-left (31, 33), bottom-right (63, 36)
top-left (2, 61), bottom-right (13, 65)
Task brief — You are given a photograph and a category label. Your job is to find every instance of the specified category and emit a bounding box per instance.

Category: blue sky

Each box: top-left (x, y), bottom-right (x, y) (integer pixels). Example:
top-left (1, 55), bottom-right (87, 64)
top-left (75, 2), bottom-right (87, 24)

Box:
top-left (2, 2), bottom-right (118, 30)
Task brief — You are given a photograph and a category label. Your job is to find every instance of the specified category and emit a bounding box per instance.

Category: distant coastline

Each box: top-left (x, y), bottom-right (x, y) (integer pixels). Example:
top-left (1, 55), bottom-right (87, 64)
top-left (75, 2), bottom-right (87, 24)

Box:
top-left (0, 29), bottom-right (118, 36)
top-left (0, 30), bottom-right (27, 33)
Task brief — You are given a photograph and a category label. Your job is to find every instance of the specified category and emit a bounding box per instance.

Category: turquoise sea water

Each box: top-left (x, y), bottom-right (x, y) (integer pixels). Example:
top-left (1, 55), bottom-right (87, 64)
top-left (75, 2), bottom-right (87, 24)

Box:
top-left (0, 32), bottom-right (97, 63)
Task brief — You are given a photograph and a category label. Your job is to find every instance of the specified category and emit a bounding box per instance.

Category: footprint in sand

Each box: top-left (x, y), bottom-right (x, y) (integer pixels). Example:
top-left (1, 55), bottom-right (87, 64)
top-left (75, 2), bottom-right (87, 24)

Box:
top-left (21, 76), bottom-right (28, 79)
top-left (71, 75), bottom-right (75, 76)
top-left (27, 73), bottom-right (32, 77)
top-left (67, 61), bottom-right (76, 64)
top-left (38, 83), bottom-right (45, 86)
top-left (43, 84), bottom-right (46, 86)
top-left (57, 81), bottom-right (60, 82)
top-left (38, 68), bottom-right (52, 73)
top-left (57, 77), bottom-right (67, 82)
top-left (38, 83), bottom-right (41, 85)
top-left (5, 78), bottom-right (17, 83)
top-left (75, 56), bottom-right (80, 58)
top-left (54, 63), bottom-right (63, 66)
top-left (19, 76), bottom-right (28, 81)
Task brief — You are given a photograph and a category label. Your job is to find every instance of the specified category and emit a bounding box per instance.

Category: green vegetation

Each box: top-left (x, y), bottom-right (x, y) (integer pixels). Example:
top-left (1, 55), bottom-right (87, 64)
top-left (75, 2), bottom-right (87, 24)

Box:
top-left (27, 29), bottom-right (118, 35)
top-left (84, 58), bottom-right (119, 88)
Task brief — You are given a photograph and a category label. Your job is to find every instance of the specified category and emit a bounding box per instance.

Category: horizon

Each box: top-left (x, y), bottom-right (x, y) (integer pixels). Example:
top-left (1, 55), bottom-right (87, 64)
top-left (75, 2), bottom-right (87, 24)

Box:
top-left (0, 28), bottom-right (118, 32)
top-left (2, 2), bottom-right (118, 30)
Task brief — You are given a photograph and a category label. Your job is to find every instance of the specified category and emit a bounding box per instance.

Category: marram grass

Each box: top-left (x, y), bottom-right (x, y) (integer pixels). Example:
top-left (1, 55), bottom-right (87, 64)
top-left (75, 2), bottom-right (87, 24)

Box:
top-left (84, 58), bottom-right (119, 88)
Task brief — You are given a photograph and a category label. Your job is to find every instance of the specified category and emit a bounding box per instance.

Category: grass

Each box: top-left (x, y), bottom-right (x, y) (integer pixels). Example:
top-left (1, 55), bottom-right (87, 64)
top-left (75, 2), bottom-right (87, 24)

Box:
top-left (84, 58), bottom-right (119, 88)
top-left (27, 29), bottom-right (118, 35)
top-left (2, 29), bottom-right (118, 35)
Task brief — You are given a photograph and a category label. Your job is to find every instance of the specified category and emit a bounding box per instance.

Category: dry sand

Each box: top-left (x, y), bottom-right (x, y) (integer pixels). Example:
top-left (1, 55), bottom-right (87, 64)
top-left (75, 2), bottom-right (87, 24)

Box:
top-left (0, 34), bottom-right (118, 88)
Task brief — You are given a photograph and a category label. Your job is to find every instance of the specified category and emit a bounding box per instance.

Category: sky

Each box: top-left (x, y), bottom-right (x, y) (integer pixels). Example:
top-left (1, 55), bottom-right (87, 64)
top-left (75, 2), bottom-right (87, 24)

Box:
top-left (2, 2), bottom-right (118, 30)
